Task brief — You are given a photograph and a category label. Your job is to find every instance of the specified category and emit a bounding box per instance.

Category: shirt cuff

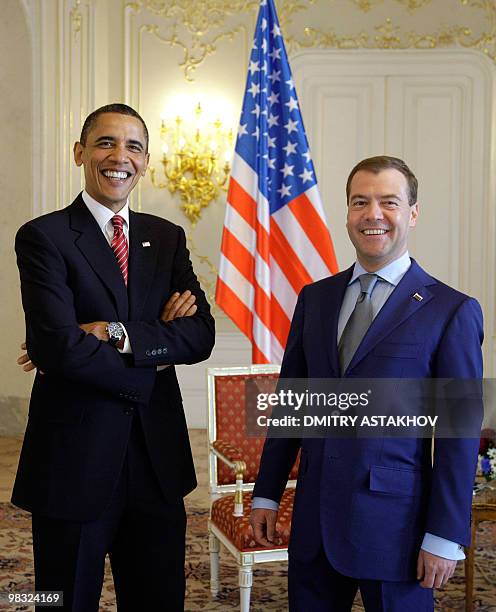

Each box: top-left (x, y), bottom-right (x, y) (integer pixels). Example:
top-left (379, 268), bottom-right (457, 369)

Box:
top-left (117, 324), bottom-right (132, 354)
top-left (251, 496), bottom-right (279, 511)
top-left (421, 532), bottom-right (465, 560)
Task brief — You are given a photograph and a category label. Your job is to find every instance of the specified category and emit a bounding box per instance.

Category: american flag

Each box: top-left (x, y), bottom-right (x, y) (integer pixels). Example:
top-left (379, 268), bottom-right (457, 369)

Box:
top-left (216, 0), bottom-right (338, 364)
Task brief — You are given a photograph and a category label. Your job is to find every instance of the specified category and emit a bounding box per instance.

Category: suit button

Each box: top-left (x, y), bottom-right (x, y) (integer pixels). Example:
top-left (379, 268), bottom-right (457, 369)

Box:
top-left (151, 349), bottom-right (157, 356)
top-left (145, 349), bottom-right (151, 357)
top-left (163, 347), bottom-right (168, 354)
top-left (157, 348), bottom-right (162, 355)
top-left (123, 406), bottom-right (134, 415)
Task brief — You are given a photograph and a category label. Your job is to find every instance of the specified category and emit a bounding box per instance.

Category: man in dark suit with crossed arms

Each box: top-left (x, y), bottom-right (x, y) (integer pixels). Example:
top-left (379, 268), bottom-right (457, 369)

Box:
top-left (14, 103), bottom-right (214, 611)
top-left (250, 156), bottom-right (483, 611)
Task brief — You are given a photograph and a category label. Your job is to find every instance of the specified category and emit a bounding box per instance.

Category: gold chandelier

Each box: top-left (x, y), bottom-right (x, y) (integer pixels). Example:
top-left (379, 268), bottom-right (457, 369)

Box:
top-left (149, 102), bottom-right (234, 226)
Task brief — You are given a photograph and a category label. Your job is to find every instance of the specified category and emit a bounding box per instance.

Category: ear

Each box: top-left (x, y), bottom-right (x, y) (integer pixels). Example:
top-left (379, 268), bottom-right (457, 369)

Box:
top-left (74, 142), bottom-right (84, 167)
top-left (409, 203), bottom-right (419, 228)
top-left (142, 152), bottom-right (150, 176)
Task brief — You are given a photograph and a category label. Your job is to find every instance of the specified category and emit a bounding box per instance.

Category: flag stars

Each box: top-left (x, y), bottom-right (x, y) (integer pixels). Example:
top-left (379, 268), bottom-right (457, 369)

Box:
top-left (269, 47), bottom-right (282, 61)
top-left (248, 60), bottom-right (260, 75)
top-left (280, 163), bottom-right (294, 177)
top-left (278, 183), bottom-right (292, 198)
top-left (286, 77), bottom-right (295, 89)
top-left (262, 18), bottom-right (268, 31)
top-left (248, 82), bottom-right (260, 98)
top-left (262, 38), bottom-right (268, 52)
top-left (251, 104), bottom-right (261, 118)
top-left (272, 23), bottom-right (282, 37)
top-left (268, 136), bottom-right (277, 148)
top-left (285, 96), bottom-right (298, 111)
top-left (269, 69), bottom-right (281, 83)
top-left (252, 126), bottom-right (260, 139)
top-left (268, 158), bottom-right (276, 170)
top-left (268, 113), bottom-right (279, 128)
top-left (284, 118), bottom-right (299, 134)
top-left (299, 168), bottom-right (314, 183)
top-left (238, 123), bottom-right (248, 137)
top-left (268, 91), bottom-right (280, 105)
top-left (283, 141), bottom-right (298, 155)
top-left (303, 150), bottom-right (311, 163)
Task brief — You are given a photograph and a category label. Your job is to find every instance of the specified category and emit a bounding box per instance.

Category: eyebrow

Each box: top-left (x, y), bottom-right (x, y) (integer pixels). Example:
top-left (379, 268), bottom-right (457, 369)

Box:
top-left (350, 193), bottom-right (401, 201)
top-left (94, 135), bottom-right (144, 149)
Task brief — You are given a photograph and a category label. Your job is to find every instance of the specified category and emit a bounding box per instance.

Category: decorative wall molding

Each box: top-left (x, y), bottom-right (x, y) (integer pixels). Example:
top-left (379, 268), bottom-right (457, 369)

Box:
top-left (30, 0), bottom-right (96, 217)
top-left (125, 0), bottom-right (259, 81)
top-left (284, 1), bottom-right (496, 63)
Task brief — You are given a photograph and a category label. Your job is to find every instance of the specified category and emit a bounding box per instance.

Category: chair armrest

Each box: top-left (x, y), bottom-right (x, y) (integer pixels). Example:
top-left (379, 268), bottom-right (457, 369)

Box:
top-left (212, 440), bottom-right (243, 462)
top-left (211, 440), bottom-right (247, 517)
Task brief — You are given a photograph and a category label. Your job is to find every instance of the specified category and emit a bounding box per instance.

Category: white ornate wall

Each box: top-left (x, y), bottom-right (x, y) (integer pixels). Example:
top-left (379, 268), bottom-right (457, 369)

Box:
top-left (3, 0), bottom-right (496, 430)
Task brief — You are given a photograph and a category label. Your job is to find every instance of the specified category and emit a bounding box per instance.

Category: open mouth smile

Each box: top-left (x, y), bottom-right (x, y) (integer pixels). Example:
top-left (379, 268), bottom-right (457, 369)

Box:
top-left (361, 229), bottom-right (389, 235)
top-left (101, 169), bottom-right (133, 183)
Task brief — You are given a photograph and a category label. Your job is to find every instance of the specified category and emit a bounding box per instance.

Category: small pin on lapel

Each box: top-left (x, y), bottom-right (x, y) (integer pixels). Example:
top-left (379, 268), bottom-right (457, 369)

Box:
top-left (142, 241), bottom-right (151, 247)
top-left (413, 292), bottom-right (423, 301)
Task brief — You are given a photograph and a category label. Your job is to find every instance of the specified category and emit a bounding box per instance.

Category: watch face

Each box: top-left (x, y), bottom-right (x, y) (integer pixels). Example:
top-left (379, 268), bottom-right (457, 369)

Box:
top-left (107, 322), bottom-right (124, 343)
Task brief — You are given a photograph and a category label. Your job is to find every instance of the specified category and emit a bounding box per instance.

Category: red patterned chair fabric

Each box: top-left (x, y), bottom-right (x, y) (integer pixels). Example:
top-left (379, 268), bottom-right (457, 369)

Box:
top-left (211, 488), bottom-right (295, 551)
top-left (214, 373), bottom-right (299, 485)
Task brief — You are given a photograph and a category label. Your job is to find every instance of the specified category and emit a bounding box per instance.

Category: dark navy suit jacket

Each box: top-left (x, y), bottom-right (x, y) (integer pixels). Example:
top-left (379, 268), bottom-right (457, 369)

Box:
top-left (12, 194), bottom-right (215, 521)
top-left (253, 260), bottom-right (483, 581)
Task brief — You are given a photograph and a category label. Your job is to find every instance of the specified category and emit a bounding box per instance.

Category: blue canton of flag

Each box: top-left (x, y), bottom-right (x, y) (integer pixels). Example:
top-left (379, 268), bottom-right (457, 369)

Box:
top-left (235, 0), bottom-right (317, 214)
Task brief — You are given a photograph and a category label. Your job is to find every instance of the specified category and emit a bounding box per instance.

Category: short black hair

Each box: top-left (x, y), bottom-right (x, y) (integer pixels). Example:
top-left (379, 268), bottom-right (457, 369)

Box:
top-left (79, 103), bottom-right (149, 150)
top-left (346, 155), bottom-right (418, 207)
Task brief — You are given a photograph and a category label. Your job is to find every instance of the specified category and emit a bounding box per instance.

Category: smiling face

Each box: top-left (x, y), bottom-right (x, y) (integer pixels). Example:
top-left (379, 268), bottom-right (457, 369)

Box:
top-left (73, 112), bottom-right (149, 212)
top-left (346, 168), bottom-right (419, 272)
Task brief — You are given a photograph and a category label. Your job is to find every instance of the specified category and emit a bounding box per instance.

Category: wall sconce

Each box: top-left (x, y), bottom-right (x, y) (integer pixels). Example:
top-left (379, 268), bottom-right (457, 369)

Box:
top-left (149, 102), bottom-right (234, 226)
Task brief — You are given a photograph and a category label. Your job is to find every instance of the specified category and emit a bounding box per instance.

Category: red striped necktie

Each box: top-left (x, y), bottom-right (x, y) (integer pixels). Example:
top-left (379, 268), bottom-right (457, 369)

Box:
top-left (111, 215), bottom-right (128, 286)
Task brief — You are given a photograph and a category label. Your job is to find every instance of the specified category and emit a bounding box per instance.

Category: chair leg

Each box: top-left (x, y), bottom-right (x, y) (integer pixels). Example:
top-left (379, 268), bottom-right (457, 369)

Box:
top-left (209, 532), bottom-right (220, 597)
top-left (239, 565), bottom-right (253, 612)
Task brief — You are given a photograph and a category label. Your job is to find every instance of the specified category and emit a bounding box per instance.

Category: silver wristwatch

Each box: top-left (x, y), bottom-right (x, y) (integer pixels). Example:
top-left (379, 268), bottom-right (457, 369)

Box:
top-left (106, 322), bottom-right (125, 347)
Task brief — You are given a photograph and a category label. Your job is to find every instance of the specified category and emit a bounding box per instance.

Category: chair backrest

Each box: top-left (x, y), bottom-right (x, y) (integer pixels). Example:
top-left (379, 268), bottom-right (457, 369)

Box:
top-left (207, 366), bottom-right (299, 494)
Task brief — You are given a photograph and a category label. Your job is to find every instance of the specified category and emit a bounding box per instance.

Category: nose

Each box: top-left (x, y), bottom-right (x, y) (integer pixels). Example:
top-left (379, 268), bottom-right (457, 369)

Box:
top-left (364, 200), bottom-right (383, 221)
top-left (107, 143), bottom-right (129, 164)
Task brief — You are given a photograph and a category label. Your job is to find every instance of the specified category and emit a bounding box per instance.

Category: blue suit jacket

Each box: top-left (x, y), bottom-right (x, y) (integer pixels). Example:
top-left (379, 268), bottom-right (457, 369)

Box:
top-left (253, 260), bottom-right (483, 581)
top-left (12, 194), bottom-right (215, 521)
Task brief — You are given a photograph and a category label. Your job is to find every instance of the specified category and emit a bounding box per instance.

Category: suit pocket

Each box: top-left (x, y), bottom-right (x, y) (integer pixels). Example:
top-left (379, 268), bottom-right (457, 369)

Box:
top-left (372, 343), bottom-right (420, 358)
top-left (369, 464), bottom-right (423, 497)
top-left (348, 465), bottom-right (423, 551)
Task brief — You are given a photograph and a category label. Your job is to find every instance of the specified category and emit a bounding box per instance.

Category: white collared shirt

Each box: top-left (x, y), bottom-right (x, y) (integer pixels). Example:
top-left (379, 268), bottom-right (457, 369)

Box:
top-left (81, 190), bottom-right (130, 245)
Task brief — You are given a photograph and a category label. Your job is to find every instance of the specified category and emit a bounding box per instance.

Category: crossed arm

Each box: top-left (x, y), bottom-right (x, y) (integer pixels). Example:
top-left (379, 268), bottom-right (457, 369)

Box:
top-left (17, 290), bottom-right (197, 372)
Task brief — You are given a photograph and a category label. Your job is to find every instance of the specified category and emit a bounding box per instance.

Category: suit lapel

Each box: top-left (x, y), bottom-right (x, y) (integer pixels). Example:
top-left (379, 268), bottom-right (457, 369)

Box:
top-left (346, 260), bottom-right (435, 372)
top-left (128, 210), bottom-right (160, 320)
top-left (321, 266), bottom-right (354, 374)
top-left (69, 195), bottom-right (129, 320)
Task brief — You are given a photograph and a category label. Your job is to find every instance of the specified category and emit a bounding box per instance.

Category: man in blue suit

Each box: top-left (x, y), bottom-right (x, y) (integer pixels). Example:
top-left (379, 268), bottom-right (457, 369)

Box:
top-left (14, 104), bottom-right (215, 610)
top-left (250, 156), bottom-right (483, 611)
